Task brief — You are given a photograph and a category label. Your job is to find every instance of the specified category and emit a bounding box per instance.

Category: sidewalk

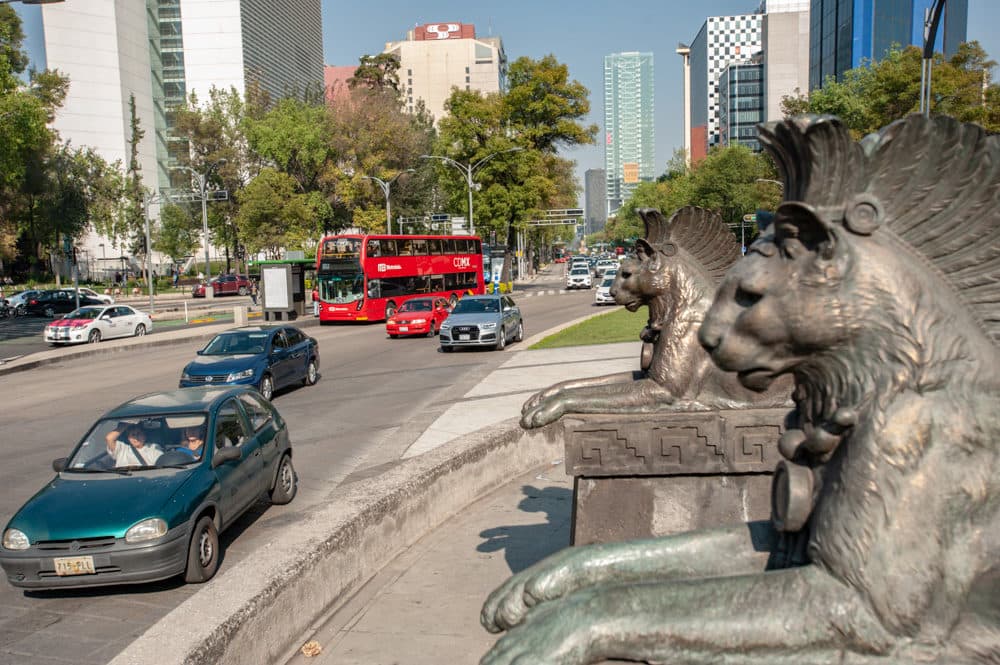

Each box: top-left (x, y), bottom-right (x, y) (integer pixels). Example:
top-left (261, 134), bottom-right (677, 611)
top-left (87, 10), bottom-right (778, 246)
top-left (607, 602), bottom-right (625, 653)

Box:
top-left (282, 341), bottom-right (640, 665)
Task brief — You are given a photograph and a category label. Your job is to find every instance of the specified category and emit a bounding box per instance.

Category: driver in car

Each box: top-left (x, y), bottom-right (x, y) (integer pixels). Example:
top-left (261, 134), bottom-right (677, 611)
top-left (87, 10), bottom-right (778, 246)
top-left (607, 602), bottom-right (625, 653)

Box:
top-left (175, 426), bottom-right (205, 460)
top-left (105, 423), bottom-right (164, 467)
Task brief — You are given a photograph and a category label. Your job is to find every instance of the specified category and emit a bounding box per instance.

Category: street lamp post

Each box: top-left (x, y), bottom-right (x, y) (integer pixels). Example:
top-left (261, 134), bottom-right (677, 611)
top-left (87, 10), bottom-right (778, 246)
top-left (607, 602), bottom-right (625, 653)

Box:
top-left (174, 160), bottom-right (227, 295)
top-left (420, 147), bottom-right (523, 236)
top-left (363, 169), bottom-right (414, 233)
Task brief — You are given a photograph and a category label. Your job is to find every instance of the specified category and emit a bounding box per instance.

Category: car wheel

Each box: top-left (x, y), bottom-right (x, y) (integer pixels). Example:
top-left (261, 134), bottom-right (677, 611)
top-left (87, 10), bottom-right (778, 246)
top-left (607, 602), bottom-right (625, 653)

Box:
top-left (184, 516), bottom-right (219, 583)
top-left (238, 286), bottom-right (248, 296)
top-left (258, 373), bottom-right (274, 400)
top-left (514, 321), bottom-right (524, 342)
top-left (495, 326), bottom-right (506, 351)
top-left (441, 345), bottom-right (454, 353)
top-left (44, 306), bottom-right (56, 318)
top-left (303, 359), bottom-right (318, 386)
top-left (88, 329), bottom-right (101, 344)
top-left (269, 454), bottom-right (297, 505)
top-left (15, 304), bottom-right (25, 316)
top-left (385, 301), bottom-right (398, 319)
top-left (427, 322), bottom-right (436, 337)
top-left (133, 324), bottom-right (146, 337)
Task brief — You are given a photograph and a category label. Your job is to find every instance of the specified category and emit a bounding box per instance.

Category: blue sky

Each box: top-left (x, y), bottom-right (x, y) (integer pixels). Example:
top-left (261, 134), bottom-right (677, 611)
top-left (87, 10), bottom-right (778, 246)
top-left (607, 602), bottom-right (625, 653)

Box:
top-left (322, 0), bottom-right (1000, 203)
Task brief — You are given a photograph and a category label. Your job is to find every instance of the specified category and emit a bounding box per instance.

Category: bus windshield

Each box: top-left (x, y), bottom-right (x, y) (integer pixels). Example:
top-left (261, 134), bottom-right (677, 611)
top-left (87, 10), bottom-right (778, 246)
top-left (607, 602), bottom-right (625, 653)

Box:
top-left (317, 270), bottom-right (364, 303)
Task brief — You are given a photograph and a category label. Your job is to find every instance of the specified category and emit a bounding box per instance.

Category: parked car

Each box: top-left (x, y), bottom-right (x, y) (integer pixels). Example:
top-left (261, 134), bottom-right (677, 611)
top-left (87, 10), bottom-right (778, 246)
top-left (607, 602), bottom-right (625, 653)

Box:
top-left (75, 287), bottom-right (115, 304)
top-left (3, 289), bottom-right (43, 316)
top-left (386, 297), bottom-right (451, 338)
top-left (0, 386), bottom-right (296, 589)
top-left (179, 325), bottom-right (319, 400)
top-left (44, 304), bottom-right (153, 345)
top-left (566, 266), bottom-right (593, 289)
top-left (439, 295), bottom-right (523, 352)
top-left (192, 274), bottom-right (251, 298)
top-left (25, 290), bottom-right (106, 317)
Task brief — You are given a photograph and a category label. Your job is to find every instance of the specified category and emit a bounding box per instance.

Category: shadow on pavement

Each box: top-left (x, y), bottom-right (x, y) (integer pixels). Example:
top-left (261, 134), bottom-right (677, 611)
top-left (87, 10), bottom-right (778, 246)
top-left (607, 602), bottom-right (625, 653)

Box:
top-left (477, 484), bottom-right (572, 573)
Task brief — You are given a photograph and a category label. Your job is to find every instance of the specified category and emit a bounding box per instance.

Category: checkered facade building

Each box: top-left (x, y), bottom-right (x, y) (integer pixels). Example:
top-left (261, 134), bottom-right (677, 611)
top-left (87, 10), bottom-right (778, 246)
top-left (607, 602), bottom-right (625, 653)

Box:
top-left (690, 14), bottom-right (763, 149)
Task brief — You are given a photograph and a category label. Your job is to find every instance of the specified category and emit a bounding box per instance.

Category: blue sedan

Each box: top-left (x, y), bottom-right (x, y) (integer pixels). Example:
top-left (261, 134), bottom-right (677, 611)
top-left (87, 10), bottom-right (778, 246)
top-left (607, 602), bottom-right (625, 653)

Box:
top-left (179, 326), bottom-right (320, 400)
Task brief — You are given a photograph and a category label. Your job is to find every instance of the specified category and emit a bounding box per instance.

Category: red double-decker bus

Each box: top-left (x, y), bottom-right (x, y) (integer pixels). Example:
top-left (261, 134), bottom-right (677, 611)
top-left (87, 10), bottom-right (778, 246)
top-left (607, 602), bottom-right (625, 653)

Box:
top-left (315, 234), bottom-right (485, 322)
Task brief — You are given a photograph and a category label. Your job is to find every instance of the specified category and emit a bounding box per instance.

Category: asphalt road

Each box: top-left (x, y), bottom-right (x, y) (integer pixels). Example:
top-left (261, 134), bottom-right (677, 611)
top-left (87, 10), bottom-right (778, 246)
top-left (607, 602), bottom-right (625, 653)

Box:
top-left (0, 273), bottom-right (597, 665)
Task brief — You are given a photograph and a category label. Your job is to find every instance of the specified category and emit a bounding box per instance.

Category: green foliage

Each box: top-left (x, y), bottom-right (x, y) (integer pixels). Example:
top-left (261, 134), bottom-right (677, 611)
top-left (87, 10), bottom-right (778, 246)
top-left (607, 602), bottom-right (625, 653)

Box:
top-left (153, 204), bottom-right (200, 263)
top-left (349, 54), bottom-right (402, 94)
top-left (606, 145), bottom-right (780, 245)
top-left (235, 168), bottom-right (322, 257)
top-left (781, 42), bottom-right (1000, 137)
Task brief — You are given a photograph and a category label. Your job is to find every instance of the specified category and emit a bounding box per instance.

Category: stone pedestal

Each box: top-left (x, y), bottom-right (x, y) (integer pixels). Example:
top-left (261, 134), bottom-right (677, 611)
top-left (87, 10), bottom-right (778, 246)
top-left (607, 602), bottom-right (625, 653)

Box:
top-left (563, 408), bottom-right (788, 545)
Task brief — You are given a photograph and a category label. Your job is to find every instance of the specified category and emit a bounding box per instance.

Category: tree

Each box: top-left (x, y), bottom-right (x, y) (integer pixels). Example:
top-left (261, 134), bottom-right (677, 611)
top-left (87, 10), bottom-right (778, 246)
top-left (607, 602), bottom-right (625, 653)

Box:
top-left (434, 55), bottom-right (596, 280)
top-left (235, 168), bottom-right (322, 258)
top-left (781, 42), bottom-right (1000, 137)
top-left (153, 204), bottom-right (200, 265)
top-left (348, 54), bottom-right (401, 94)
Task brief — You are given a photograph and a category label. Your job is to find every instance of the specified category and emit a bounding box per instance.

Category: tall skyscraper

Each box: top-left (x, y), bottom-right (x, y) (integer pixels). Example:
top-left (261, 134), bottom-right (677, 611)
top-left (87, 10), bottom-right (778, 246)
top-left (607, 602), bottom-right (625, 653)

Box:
top-left (584, 169), bottom-right (607, 235)
top-left (382, 23), bottom-right (506, 123)
top-left (760, 0), bottom-right (810, 122)
top-left (718, 60), bottom-right (764, 150)
top-left (604, 52), bottom-right (654, 215)
top-left (687, 14), bottom-right (764, 161)
top-left (809, 0), bottom-right (968, 91)
top-left (26, 0), bottom-right (323, 272)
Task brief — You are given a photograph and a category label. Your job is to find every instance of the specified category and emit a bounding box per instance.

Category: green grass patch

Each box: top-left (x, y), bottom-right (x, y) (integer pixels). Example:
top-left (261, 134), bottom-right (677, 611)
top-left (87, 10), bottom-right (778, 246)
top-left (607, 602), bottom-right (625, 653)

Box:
top-left (530, 306), bottom-right (645, 349)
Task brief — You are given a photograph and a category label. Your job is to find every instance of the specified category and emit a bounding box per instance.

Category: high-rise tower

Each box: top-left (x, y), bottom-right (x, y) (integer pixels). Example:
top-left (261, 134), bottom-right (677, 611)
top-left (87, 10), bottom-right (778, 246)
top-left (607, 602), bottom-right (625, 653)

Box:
top-left (603, 52), bottom-right (654, 215)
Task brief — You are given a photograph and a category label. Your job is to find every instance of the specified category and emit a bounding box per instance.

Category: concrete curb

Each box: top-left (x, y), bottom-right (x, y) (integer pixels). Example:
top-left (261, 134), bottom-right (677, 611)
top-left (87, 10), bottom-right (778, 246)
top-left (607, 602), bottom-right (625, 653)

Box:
top-left (108, 419), bottom-right (561, 665)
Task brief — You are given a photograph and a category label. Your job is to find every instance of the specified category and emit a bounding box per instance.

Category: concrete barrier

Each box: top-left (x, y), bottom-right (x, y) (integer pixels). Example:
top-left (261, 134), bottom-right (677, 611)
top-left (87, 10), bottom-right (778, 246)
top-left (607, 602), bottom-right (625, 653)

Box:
top-left (109, 418), bottom-right (561, 665)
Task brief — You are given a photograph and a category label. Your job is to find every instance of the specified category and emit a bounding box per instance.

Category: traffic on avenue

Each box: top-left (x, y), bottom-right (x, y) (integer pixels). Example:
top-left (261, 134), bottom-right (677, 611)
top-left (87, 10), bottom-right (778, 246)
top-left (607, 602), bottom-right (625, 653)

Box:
top-left (0, 269), bottom-right (602, 664)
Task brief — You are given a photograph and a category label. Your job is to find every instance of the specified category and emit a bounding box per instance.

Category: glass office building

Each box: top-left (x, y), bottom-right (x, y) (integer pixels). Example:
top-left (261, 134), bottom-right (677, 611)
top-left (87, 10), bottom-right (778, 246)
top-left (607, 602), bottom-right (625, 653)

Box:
top-left (604, 52), bottom-right (655, 215)
top-left (809, 0), bottom-right (967, 90)
top-left (718, 62), bottom-right (765, 151)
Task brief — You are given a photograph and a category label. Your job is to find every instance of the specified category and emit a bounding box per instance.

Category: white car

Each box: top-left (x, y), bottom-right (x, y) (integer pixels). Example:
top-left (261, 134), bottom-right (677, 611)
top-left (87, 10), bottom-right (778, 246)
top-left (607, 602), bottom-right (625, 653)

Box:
top-left (76, 287), bottom-right (115, 304)
top-left (44, 304), bottom-right (153, 345)
top-left (595, 259), bottom-right (619, 278)
top-left (566, 266), bottom-right (592, 289)
top-left (594, 275), bottom-right (616, 305)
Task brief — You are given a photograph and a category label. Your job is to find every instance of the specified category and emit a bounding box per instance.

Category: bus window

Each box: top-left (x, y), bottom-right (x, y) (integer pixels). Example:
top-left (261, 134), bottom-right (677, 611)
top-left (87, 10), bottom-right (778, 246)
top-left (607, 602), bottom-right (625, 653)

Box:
top-left (430, 275), bottom-right (445, 292)
top-left (444, 274), bottom-right (457, 290)
top-left (367, 239), bottom-right (381, 257)
top-left (427, 238), bottom-right (443, 254)
top-left (398, 239), bottom-right (413, 256)
top-left (471, 239), bottom-right (482, 254)
top-left (411, 239), bottom-right (428, 255)
top-left (378, 239), bottom-right (397, 256)
top-left (319, 272), bottom-right (365, 303)
top-left (444, 239), bottom-right (458, 253)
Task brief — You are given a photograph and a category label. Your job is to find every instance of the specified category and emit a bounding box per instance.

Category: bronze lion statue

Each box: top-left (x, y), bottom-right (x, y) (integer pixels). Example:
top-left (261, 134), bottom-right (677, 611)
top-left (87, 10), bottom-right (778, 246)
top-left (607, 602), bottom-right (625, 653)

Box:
top-left (481, 114), bottom-right (1000, 664)
top-left (521, 207), bottom-right (788, 429)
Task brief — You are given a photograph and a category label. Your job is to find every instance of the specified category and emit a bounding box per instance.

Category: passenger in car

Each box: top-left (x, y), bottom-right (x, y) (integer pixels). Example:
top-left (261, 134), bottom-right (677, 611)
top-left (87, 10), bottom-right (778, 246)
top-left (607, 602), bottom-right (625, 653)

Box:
top-left (176, 426), bottom-right (205, 460)
top-left (105, 424), bottom-right (164, 467)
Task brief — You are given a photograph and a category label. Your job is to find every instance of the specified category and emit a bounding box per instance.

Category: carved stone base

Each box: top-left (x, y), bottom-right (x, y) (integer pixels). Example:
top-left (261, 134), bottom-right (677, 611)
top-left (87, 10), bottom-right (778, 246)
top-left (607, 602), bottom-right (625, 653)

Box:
top-left (562, 409), bottom-right (788, 545)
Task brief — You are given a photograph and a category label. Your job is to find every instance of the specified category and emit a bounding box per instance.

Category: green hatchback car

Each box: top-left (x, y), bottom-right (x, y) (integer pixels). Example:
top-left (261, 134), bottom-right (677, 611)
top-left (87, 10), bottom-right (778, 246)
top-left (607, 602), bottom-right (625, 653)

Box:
top-left (0, 386), bottom-right (296, 589)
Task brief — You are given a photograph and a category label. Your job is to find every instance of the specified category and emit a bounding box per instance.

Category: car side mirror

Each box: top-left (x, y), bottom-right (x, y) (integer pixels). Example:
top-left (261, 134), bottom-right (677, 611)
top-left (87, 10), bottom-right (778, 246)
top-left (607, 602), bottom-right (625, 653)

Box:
top-left (101, 315), bottom-right (111, 321)
top-left (52, 457), bottom-right (68, 472)
top-left (212, 446), bottom-right (242, 467)
top-left (196, 349), bottom-right (205, 355)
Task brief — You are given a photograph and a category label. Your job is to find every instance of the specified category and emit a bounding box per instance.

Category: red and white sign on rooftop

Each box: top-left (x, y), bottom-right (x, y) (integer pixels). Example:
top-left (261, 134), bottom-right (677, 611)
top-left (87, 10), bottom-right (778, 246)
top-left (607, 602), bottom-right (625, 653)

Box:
top-left (414, 23), bottom-right (476, 40)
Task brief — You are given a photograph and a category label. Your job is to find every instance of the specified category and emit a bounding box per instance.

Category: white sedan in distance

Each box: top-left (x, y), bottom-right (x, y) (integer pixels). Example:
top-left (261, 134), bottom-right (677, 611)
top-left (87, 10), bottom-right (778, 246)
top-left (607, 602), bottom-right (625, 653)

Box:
top-left (44, 304), bottom-right (153, 345)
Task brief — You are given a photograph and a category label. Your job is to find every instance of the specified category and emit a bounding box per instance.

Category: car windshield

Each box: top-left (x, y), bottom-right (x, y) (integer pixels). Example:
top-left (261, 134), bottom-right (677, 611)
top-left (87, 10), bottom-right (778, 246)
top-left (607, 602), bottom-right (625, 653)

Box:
top-left (61, 307), bottom-right (103, 320)
top-left (571, 268), bottom-right (589, 275)
top-left (65, 414), bottom-right (208, 471)
top-left (451, 298), bottom-right (500, 314)
top-left (202, 331), bottom-right (269, 355)
top-left (399, 299), bottom-right (433, 312)
top-left (601, 277), bottom-right (614, 287)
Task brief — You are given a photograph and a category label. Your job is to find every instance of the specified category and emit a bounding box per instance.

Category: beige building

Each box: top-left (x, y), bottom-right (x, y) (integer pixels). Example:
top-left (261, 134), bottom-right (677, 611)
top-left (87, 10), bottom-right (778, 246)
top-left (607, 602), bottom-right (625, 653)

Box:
top-left (383, 22), bottom-right (506, 123)
top-left (760, 0), bottom-right (810, 122)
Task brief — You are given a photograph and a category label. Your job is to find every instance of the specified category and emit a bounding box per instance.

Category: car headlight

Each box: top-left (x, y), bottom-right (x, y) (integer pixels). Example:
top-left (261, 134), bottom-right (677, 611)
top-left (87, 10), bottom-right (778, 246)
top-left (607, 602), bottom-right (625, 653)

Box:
top-left (181, 371), bottom-right (191, 380)
top-left (440, 322), bottom-right (451, 330)
top-left (227, 368), bottom-right (255, 381)
top-left (3, 528), bottom-right (29, 551)
top-left (480, 322), bottom-right (497, 330)
top-left (125, 518), bottom-right (167, 544)
top-left (387, 318), bottom-right (396, 325)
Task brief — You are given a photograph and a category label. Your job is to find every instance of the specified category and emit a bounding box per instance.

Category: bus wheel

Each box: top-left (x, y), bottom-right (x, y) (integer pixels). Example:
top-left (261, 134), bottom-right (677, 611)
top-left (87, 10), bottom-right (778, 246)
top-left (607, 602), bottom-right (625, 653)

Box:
top-left (385, 301), bottom-right (397, 318)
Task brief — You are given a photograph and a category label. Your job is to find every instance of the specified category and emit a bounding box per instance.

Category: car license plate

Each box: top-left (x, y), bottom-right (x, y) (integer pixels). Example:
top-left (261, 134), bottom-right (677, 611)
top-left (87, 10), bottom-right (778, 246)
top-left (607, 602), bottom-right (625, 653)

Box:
top-left (53, 556), bottom-right (95, 576)
top-left (400, 326), bottom-right (409, 332)
top-left (459, 334), bottom-right (470, 341)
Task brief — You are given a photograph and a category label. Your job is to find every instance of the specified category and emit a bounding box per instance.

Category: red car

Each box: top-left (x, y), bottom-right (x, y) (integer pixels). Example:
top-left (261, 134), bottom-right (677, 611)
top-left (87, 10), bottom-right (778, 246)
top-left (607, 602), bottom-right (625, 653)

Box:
top-left (192, 274), bottom-right (251, 297)
top-left (386, 297), bottom-right (451, 338)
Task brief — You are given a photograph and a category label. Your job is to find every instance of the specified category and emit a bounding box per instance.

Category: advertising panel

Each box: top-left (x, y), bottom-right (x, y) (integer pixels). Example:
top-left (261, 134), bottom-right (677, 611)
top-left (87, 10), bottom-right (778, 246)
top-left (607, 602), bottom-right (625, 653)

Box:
top-left (623, 162), bottom-right (639, 184)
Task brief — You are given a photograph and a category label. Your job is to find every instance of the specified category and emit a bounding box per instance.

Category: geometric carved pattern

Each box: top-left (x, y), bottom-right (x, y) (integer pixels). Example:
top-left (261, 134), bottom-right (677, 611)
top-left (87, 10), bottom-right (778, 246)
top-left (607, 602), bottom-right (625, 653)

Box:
top-left (565, 408), bottom-right (787, 477)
